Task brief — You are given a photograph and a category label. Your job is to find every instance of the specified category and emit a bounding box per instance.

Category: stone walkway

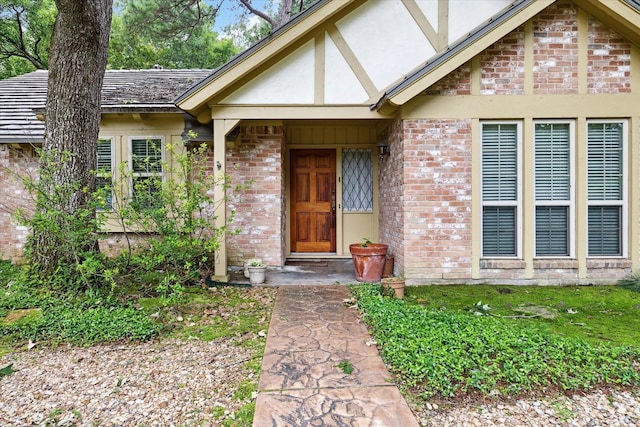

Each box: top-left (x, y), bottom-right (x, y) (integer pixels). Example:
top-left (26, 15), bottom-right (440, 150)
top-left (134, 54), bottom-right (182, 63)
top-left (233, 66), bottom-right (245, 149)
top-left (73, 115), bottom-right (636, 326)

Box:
top-left (253, 285), bottom-right (418, 427)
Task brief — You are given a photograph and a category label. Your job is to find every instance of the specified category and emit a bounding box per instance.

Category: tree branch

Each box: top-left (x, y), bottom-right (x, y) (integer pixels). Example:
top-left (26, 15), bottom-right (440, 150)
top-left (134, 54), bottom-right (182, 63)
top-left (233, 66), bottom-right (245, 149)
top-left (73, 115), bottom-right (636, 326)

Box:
top-left (238, 0), bottom-right (274, 28)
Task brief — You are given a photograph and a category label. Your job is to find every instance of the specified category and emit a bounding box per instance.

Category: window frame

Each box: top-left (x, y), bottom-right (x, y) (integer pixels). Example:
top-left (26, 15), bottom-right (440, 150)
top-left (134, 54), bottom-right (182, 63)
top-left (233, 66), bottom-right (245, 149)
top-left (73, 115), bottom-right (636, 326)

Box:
top-left (128, 136), bottom-right (165, 208)
top-left (342, 148), bottom-right (374, 213)
top-left (96, 136), bottom-right (115, 211)
top-left (480, 120), bottom-right (523, 258)
top-left (533, 120), bottom-right (575, 258)
top-left (586, 119), bottom-right (627, 258)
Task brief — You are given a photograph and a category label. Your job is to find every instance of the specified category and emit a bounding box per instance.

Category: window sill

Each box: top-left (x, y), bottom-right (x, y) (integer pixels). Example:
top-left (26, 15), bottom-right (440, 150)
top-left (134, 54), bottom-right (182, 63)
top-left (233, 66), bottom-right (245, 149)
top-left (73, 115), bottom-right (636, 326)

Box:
top-left (586, 258), bottom-right (632, 269)
top-left (480, 259), bottom-right (526, 269)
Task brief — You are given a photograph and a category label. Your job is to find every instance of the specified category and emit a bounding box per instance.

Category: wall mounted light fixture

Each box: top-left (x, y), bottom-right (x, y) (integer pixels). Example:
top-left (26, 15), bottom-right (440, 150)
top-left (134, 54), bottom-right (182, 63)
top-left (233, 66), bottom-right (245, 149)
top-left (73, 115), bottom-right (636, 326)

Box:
top-left (216, 160), bottom-right (222, 170)
top-left (377, 141), bottom-right (390, 161)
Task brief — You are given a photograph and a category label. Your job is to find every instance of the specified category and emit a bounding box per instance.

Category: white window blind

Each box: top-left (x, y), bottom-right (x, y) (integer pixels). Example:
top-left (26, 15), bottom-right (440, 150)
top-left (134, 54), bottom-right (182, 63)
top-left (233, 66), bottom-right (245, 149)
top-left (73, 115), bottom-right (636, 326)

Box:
top-left (96, 137), bottom-right (114, 209)
top-left (534, 122), bottom-right (572, 256)
top-left (482, 124), bottom-right (518, 202)
top-left (587, 122), bottom-right (624, 256)
top-left (131, 137), bottom-right (163, 209)
top-left (482, 123), bottom-right (520, 257)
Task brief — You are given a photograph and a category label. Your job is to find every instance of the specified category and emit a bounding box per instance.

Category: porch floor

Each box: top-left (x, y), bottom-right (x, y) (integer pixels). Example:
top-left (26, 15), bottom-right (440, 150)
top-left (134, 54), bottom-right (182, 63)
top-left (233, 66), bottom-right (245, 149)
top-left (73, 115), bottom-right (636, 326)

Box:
top-left (228, 258), bottom-right (359, 286)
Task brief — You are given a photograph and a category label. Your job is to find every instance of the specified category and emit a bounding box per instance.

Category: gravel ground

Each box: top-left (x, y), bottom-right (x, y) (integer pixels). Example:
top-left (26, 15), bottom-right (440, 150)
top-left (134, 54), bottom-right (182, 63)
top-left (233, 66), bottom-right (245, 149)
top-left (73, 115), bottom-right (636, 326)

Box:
top-left (1, 337), bottom-right (262, 426)
top-left (4, 342), bottom-right (640, 427)
top-left (413, 388), bottom-right (640, 426)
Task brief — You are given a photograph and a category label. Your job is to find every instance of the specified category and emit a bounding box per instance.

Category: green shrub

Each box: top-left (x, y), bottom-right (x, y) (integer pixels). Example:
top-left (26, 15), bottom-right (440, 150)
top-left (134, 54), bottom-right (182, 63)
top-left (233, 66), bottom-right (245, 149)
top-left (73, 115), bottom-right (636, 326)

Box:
top-left (106, 141), bottom-right (250, 304)
top-left (14, 140), bottom-right (250, 304)
top-left (352, 284), bottom-right (640, 398)
top-left (618, 271), bottom-right (640, 292)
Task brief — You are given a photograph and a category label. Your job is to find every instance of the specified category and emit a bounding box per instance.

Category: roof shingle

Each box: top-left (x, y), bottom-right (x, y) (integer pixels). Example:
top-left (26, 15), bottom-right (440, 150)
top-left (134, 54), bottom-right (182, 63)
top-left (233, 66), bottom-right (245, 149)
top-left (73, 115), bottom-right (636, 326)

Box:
top-left (0, 69), bottom-right (212, 143)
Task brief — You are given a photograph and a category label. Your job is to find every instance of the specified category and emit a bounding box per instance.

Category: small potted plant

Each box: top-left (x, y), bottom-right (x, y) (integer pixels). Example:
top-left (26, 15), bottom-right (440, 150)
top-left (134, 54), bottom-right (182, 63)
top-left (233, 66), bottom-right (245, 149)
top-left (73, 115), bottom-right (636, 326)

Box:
top-left (381, 276), bottom-right (405, 299)
top-left (243, 258), bottom-right (262, 278)
top-left (247, 260), bottom-right (266, 285)
top-left (349, 238), bottom-right (388, 282)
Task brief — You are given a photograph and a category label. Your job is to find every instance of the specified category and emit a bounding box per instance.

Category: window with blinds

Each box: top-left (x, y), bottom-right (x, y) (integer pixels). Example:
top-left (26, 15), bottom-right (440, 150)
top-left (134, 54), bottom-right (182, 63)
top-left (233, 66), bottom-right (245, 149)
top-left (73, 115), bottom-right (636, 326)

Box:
top-left (587, 122), bottom-right (625, 256)
top-left (96, 137), bottom-right (114, 210)
top-left (481, 122), bottom-right (520, 257)
top-left (534, 122), bottom-right (572, 256)
top-left (131, 137), bottom-right (163, 209)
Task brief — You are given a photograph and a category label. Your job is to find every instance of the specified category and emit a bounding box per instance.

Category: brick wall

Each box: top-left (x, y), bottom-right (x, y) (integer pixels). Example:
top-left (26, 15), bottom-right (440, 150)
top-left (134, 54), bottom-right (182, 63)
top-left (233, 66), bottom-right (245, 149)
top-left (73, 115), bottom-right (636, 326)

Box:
top-left (405, 119), bottom-right (473, 281)
top-left (378, 118), bottom-right (404, 275)
top-left (380, 2), bottom-right (634, 284)
top-left (587, 16), bottom-right (631, 93)
top-left (533, 1), bottom-right (578, 94)
top-left (424, 63), bottom-right (471, 96)
top-left (226, 126), bottom-right (285, 268)
top-left (381, 119), bottom-right (473, 282)
top-left (0, 145), bottom-right (38, 261)
top-left (481, 27), bottom-right (525, 95)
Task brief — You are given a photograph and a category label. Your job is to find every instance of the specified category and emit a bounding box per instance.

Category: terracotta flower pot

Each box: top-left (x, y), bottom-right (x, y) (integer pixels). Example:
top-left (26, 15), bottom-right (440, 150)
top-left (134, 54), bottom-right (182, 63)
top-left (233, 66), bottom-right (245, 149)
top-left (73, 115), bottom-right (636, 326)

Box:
top-left (349, 243), bottom-right (388, 282)
top-left (381, 277), bottom-right (405, 299)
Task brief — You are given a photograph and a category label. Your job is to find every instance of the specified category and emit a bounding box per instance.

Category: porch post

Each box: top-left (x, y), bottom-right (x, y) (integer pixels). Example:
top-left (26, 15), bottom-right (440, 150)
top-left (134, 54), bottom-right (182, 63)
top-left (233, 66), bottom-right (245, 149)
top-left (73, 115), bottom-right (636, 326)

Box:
top-left (211, 119), bottom-right (242, 281)
top-left (212, 120), bottom-right (228, 281)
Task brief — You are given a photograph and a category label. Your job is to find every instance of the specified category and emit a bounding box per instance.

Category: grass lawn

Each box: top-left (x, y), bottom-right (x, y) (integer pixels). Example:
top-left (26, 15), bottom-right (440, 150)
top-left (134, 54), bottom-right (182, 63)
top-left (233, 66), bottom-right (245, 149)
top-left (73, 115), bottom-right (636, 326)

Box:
top-left (405, 284), bottom-right (640, 347)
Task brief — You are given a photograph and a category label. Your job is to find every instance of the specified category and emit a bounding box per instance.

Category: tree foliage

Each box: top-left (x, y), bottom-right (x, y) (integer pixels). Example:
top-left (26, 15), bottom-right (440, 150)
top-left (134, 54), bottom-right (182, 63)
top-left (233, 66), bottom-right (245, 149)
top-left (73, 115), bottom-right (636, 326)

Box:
top-left (108, 0), bottom-right (237, 69)
top-left (0, 0), bottom-right (56, 79)
top-left (227, 0), bottom-right (315, 47)
top-left (0, 0), bottom-right (319, 78)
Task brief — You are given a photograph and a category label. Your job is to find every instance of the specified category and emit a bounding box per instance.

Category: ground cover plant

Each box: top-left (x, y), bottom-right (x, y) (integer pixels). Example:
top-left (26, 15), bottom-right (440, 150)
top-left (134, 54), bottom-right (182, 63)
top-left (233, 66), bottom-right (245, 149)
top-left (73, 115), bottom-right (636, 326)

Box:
top-left (351, 284), bottom-right (640, 400)
top-left (406, 283), bottom-right (640, 347)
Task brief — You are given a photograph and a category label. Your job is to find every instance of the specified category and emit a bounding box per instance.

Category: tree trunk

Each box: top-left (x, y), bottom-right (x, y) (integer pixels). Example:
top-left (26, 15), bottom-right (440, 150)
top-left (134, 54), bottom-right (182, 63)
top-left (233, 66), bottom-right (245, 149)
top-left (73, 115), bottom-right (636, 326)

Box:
top-left (28, 0), bottom-right (112, 273)
top-left (274, 0), bottom-right (294, 29)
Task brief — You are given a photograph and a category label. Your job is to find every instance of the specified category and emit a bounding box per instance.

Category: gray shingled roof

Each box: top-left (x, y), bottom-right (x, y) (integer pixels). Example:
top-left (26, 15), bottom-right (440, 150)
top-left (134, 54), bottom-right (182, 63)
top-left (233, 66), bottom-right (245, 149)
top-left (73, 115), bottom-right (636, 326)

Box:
top-left (0, 70), bottom-right (48, 143)
top-left (0, 69), bottom-right (212, 143)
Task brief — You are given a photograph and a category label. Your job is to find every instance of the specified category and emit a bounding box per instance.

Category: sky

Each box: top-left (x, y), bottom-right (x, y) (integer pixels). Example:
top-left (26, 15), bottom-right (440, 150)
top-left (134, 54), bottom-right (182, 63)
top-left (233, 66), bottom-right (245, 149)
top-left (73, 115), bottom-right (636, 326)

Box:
top-left (212, 0), bottom-right (273, 33)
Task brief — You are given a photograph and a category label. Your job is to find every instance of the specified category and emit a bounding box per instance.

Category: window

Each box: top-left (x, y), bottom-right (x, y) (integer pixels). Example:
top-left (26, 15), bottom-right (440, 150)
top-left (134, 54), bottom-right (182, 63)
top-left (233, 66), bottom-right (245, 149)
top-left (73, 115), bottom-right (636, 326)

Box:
top-left (343, 148), bottom-right (373, 212)
top-left (481, 122), bottom-right (521, 257)
top-left (534, 122), bottom-right (573, 256)
top-left (96, 137), bottom-right (114, 210)
top-left (587, 121), bottom-right (626, 256)
top-left (130, 137), bottom-right (163, 209)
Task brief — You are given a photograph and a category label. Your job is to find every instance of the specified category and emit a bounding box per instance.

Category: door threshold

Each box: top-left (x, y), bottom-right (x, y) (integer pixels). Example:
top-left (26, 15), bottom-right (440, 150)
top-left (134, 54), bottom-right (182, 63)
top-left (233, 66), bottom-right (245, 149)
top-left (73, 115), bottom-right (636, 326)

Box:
top-left (287, 253), bottom-right (350, 260)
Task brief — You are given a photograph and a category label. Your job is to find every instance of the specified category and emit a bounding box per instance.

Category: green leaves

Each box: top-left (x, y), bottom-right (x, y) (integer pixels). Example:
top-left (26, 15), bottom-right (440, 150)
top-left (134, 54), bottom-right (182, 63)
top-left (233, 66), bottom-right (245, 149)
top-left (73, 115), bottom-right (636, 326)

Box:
top-left (336, 359), bottom-right (354, 375)
top-left (108, 0), bottom-right (238, 70)
top-left (0, 363), bottom-right (16, 377)
top-left (0, 0), bottom-right (55, 78)
top-left (352, 284), bottom-right (640, 399)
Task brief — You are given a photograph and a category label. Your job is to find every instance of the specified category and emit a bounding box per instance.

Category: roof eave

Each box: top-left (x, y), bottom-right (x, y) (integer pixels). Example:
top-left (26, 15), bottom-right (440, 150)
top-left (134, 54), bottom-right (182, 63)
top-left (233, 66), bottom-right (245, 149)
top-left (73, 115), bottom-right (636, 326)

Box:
top-left (374, 0), bottom-right (640, 113)
top-left (32, 104), bottom-right (184, 115)
top-left (578, 0), bottom-right (640, 46)
top-left (0, 136), bottom-right (44, 144)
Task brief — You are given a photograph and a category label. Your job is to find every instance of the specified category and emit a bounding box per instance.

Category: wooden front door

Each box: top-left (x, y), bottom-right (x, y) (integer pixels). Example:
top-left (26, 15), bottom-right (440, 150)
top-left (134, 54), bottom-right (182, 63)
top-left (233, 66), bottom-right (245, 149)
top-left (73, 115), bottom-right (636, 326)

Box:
top-left (290, 149), bottom-right (336, 253)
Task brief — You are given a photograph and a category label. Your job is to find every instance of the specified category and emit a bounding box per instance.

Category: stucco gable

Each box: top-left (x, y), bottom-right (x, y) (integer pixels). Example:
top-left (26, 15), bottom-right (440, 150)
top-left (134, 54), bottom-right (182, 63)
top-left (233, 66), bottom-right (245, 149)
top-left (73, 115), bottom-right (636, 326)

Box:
top-left (177, 0), bottom-right (527, 116)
